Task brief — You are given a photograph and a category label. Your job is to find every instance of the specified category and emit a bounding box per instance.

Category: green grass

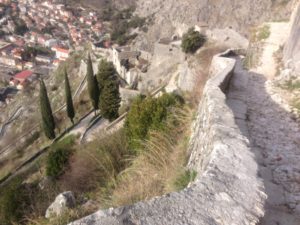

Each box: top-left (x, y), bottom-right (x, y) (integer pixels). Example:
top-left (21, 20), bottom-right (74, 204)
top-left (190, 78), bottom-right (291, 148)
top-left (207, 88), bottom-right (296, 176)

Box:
top-left (280, 79), bottom-right (300, 91)
top-left (256, 25), bottom-right (270, 41)
top-left (291, 99), bottom-right (300, 111)
top-left (173, 170), bottom-right (197, 191)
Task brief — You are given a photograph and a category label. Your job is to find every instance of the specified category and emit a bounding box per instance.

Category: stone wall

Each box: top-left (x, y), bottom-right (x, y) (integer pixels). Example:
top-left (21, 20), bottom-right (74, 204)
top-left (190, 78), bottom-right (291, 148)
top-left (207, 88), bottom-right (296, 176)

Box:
top-left (69, 52), bottom-right (265, 225)
top-left (283, 2), bottom-right (300, 75)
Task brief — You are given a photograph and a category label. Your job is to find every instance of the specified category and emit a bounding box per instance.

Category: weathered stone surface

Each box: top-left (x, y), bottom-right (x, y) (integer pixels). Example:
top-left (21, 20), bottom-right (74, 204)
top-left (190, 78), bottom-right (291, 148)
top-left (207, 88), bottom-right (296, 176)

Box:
top-left (207, 28), bottom-right (249, 49)
top-left (134, 0), bottom-right (294, 50)
top-left (68, 52), bottom-right (265, 225)
top-left (231, 50), bottom-right (300, 224)
top-left (284, 2), bottom-right (300, 75)
top-left (45, 191), bottom-right (76, 219)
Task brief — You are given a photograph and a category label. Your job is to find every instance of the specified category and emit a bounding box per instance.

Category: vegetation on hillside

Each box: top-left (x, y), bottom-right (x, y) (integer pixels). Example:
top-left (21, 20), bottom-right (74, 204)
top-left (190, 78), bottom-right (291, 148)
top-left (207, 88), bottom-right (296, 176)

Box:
top-left (39, 79), bottom-right (56, 140)
top-left (181, 28), bottom-right (207, 54)
top-left (0, 179), bottom-right (28, 225)
top-left (87, 54), bottom-right (100, 112)
top-left (97, 60), bottom-right (121, 121)
top-left (0, 91), bottom-right (196, 225)
top-left (108, 7), bottom-right (146, 45)
top-left (125, 93), bottom-right (184, 152)
top-left (256, 24), bottom-right (271, 41)
top-left (64, 69), bottom-right (75, 124)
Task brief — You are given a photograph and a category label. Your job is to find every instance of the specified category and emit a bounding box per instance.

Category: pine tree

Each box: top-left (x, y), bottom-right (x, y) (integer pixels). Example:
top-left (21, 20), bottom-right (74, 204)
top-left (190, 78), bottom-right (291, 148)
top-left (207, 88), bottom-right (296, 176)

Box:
top-left (64, 69), bottom-right (75, 124)
top-left (39, 79), bottom-right (56, 140)
top-left (86, 54), bottom-right (99, 112)
top-left (99, 76), bottom-right (121, 121)
top-left (96, 59), bottom-right (116, 94)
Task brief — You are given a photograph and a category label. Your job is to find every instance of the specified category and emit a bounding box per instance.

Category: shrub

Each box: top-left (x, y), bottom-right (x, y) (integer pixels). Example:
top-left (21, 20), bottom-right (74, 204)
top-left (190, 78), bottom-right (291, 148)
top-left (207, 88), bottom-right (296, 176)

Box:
top-left (173, 170), bottom-right (197, 191)
top-left (125, 93), bottom-right (184, 152)
top-left (256, 25), bottom-right (270, 41)
top-left (128, 16), bottom-right (146, 28)
top-left (0, 179), bottom-right (28, 225)
top-left (46, 148), bottom-right (70, 178)
top-left (111, 106), bottom-right (194, 206)
top-left (181, 28), bottom-right (207, 54)
top-left (58, 130), bottom-right (129, 197)
top-left (46, 135), bottom-right (75, 178)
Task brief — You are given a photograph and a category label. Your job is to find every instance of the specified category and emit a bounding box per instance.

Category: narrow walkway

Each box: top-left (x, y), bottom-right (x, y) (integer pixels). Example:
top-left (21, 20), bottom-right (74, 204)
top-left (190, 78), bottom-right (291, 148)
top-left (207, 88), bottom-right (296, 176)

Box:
top-left (229, 21), bottom-right (300, 224)
top-left (247, 71), bottom-right (300, 225)
top-left (252, 22), bottom-right (290, 79)
top-left (228, 57), bottom-right (300, 225)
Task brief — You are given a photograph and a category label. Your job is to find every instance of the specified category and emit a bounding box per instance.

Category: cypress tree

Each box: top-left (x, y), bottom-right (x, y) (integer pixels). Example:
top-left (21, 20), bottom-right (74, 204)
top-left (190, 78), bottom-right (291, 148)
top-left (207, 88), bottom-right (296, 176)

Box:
top-left (96, 59), bottom-right (116, 93)
top-left (99, 76), bottom-right (121, 121)
top-left (64, 69), bottom-right (75, 124)
top-left (86, 54), bottom-right (99, 112)
top-left (39, 79), bottom-right (56, 140)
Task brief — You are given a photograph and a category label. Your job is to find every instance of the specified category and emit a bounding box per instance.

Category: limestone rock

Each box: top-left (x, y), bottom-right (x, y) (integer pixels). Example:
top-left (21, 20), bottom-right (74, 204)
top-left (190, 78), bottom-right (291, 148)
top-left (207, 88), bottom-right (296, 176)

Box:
top-left (45, 191), bottom-right (76, 219)
top-left (134, 0), bottom-right (293, 50)
top-left (284, 3), bottom-right (300, 75)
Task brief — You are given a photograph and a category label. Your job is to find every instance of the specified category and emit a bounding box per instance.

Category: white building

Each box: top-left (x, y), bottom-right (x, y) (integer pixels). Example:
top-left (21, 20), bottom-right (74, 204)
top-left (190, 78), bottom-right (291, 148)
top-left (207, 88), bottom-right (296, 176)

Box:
top-left (52, 46), bottom-right (70, 60)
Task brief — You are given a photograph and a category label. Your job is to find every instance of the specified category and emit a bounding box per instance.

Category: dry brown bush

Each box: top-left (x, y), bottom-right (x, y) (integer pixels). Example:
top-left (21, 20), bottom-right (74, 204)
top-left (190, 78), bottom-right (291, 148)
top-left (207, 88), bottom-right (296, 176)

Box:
top-left (189, 44), bottom-right (227, 105)
top-left (58, 129), bottom-right (129, 197)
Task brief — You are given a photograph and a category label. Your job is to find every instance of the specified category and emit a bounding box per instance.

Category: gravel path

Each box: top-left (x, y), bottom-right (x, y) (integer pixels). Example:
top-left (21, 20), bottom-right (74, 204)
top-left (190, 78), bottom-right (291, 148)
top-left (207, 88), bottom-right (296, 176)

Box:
top-left (229, 55), bottom-right (300, 224)
top-left (246, 71), bottom-right (300, 225)
top-left (243, 22), bottom-right (300, 224)
top-left (252, 22), bottom-right (290, 79)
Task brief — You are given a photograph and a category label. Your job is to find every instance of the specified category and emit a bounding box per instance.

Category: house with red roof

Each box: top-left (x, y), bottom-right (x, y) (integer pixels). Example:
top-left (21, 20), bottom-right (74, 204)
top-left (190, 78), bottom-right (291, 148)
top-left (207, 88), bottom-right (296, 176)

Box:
top-left (52, 46), bottom-right (70, 61)
top-left (9, 70), bottom-right (35, 90)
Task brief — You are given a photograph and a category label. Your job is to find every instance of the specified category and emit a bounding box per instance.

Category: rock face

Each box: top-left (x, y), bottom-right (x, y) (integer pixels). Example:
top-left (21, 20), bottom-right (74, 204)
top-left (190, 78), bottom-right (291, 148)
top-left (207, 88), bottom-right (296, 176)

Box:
top-left (284, 3), bottom-right (300, 75)
top-left (45, 191), bottom-right (76, 219)
top-left (68, 51), bottom-right (265, 225)
top-left (134, 0), bottom-right (294, 50)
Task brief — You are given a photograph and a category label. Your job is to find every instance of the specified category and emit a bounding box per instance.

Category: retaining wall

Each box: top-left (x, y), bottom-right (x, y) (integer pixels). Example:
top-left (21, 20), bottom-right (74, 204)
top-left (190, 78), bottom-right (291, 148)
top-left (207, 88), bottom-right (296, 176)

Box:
top-left (69, 52), bottom-right (266, 225)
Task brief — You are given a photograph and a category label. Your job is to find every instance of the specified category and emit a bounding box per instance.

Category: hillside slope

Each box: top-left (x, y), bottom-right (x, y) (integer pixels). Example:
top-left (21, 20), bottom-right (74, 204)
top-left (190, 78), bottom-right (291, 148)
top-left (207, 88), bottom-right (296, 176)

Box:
top-left (133, 0), bottom-right (295, 50)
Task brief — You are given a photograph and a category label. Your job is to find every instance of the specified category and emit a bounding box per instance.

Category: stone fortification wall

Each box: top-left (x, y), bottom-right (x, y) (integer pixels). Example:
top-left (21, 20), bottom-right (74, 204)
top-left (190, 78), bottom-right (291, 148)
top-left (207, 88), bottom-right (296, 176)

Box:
top-left (283, 3), bottom-right (300, 75)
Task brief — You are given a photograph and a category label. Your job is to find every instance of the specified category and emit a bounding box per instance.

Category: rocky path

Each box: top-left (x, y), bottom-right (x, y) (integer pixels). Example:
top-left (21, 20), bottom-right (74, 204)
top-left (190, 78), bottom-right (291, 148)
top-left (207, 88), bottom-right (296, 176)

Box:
top-left (237, 21), bottom-right (300, 224)
top-left (229, 56), bottom-right (300, 225)
top-left (247, 71), bottom-right (300, 225)
top-left (252, 22), bottom-right (290, 79)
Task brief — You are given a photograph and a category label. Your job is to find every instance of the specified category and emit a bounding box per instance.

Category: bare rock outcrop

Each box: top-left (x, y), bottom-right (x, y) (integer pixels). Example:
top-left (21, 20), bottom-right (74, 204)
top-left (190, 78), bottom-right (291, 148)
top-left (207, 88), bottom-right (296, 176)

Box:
top-left (45, 191), bottom-right (76, 219)
top-left (134, 0), bottom-right (294, 50)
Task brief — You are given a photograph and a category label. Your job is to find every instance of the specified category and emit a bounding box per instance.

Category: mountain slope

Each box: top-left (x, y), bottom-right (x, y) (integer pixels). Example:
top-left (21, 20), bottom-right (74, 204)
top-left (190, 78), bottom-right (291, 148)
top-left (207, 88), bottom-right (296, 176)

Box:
top-left (134, 0), bottom-right (295, 50)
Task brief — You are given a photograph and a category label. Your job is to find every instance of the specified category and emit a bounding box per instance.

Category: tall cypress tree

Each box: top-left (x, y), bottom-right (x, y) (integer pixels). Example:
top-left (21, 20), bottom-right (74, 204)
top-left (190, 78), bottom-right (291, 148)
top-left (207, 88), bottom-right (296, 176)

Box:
top-left (86, 54), bottom-right (99, 112)
top-left (64, 69), bottom-right (75, 124)
top-left (39, 79), bottom-right (56, 140)
top-left (96, 59), bottom-right (116, 94)
top-left (99, 76), bottom-right (121, 121)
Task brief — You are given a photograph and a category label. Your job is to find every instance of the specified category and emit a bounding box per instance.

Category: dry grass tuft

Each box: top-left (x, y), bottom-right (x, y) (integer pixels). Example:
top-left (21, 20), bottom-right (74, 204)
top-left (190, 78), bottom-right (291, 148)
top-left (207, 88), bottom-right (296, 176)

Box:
top-left (110, 106), bottom-right (194, 206)
top-left (189, 43), bottom-right (227, 105)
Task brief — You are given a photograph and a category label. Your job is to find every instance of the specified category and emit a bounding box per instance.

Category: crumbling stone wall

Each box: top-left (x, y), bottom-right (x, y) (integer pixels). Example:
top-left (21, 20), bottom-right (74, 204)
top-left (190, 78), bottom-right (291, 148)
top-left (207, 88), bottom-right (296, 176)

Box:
top-left (69, 52), bottom-right (266, 225)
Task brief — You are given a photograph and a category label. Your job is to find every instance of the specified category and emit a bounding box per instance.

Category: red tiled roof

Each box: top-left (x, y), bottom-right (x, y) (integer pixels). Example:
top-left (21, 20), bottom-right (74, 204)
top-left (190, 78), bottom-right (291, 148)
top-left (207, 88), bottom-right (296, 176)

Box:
top-left (53, 46), bottom-right (69, 54)
top-left (14, 70), bottom-right (33, 80)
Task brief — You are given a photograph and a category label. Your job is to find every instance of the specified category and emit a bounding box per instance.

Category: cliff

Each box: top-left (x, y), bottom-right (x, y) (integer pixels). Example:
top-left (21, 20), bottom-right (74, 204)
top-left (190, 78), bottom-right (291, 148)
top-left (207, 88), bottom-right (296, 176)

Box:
top-left (134, 0), bottom-right (295, 50)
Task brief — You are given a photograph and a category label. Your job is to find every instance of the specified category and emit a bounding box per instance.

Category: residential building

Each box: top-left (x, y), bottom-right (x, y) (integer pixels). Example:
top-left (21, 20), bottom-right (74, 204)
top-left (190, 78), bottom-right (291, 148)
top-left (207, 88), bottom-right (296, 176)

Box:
top-left (52, 46), bottom-right (70, 60)
top-left (9, 70), bottom-right (34, 89)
